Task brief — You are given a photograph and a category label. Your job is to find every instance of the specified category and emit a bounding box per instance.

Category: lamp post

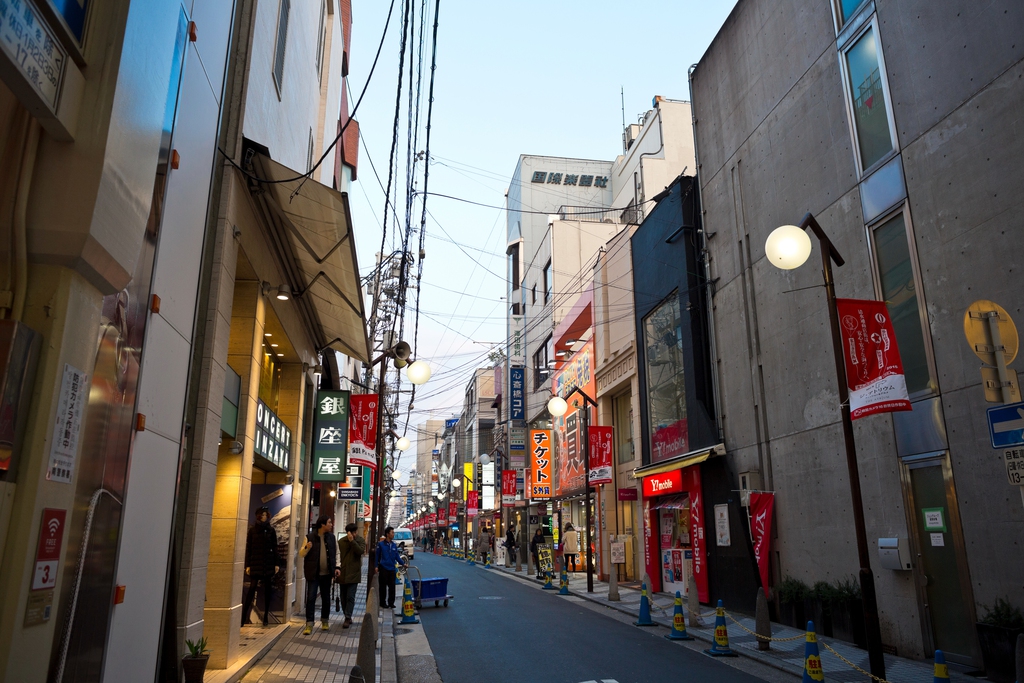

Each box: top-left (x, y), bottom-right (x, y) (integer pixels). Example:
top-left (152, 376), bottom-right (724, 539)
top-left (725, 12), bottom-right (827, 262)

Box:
top-left (765, 212), bottom-right (885, 679)
top-left (547, 390), bottom-right (596, 593)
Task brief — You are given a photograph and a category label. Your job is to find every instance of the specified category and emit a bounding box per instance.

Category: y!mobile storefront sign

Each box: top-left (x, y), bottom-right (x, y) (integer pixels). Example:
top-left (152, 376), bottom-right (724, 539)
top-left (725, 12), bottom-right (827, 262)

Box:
top-left (347, 394), bottom-right (379, 469)
top-left (836, 299), bottom-right (912, 420)
top-left (530, 430), bottom-right (553, 498)
top-left (642, 466), bottom-right (707, 601)
top-left (588, 426), bottom-right (613, 485)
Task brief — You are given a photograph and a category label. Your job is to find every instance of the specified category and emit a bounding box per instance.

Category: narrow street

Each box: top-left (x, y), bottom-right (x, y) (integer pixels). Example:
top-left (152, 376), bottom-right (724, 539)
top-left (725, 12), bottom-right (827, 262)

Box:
top-left (406, 554), bottom-right (787, 683)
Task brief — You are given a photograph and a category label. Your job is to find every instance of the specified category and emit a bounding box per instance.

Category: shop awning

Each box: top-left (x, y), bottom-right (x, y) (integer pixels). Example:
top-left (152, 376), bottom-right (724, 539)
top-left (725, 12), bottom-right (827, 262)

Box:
top-left (249, 152), bottom-right (371, 363)
top-left (651, 494), bottom-right (689, 510)
top-left (633, 443), bottom-right (725, 478)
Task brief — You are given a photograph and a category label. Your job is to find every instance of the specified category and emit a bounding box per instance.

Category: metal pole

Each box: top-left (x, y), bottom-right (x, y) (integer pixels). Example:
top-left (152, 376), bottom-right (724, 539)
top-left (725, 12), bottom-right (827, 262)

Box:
top-left (581, 402), bottom-right (595, 593)
top-left (819, 239), bottom-right (886, 680)
top-left (367, 359), bottom-right (388, 591)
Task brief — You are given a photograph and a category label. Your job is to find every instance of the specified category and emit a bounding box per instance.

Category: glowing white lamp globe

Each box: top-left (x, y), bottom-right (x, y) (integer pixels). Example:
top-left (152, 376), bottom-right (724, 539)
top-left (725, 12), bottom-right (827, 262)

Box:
top-left (451, 478), bottom-right (461, 488)
top-left (391, 469), bottom-right (403, 480)
top-left (765, 225), bottom-right (812, 270)
top-left (406, 360), bottom-right (432, 385)
top-left (547, 396), bottom-right (568, 417)
top-left (479, 453), bottom-right (491, 466)
top-left (395, 436), bottom-right (411, 451)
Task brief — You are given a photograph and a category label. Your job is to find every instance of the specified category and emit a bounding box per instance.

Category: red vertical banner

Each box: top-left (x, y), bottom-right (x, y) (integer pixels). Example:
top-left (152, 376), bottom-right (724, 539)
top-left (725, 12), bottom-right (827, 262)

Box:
top-left (836, 298), bottom-right (913, 419)
top-left (683, 467), bottom-right (709, 603)
top-left (749, 492), bottom-right (775, 595)
top-left (501, 470), bottom-right (516, 506)
top-left (448, 502), bottom-right (457, 524)
top-left (643, 499), bottom-right (660, 594)
top-left (427, 513), bottom-right (436, 526)
top-left (347, 394), bottom-right (379, 469)
top-left (467, 490), bottom-right (479, 517)
top-left (588, 426), bottom-right (613, 485)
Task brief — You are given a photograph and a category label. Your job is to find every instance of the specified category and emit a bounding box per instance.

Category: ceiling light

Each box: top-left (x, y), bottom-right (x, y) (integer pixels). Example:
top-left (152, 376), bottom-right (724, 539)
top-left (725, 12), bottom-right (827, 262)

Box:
top-left (276, 353), bottom-right (284, 357)
top-left (264, 333), bottom-right (272, 337)
top-left (564, 338), bottom-right (579, 346)
top-left (275, 284), bottom-right (292, 301)
top-left (271, 343), bottom-right (279, 347)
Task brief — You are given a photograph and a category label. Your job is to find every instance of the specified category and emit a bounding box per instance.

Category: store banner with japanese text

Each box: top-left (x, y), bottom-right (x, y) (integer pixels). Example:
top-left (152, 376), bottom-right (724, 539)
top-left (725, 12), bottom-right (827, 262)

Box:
top-left (529, 429), bottom-right (553, 498)
top-left (427, 513), bottom-right (436, 526)
top-left (836, 299), bottom-right (913, 419)
top-left (687, 467), bottom-right (708, 603)
top-left (509, 367), bottom-right (525, 421)
top-left (588, 426), bottom-right (613, 485)
top-left (449, 502), bottom-right (457, 524)
top-left (347, 393), bottom-right (379, 469)
top-left (502, 470), bottom-right (516, 506)
top-left (312, 390), bottom-right (350, 481)
top-left (467, 490), bottom-right (479, 517)
top-left (749, 492), bottom-right (775, 594)
top-left (552, 341), bottom-right (596, 497)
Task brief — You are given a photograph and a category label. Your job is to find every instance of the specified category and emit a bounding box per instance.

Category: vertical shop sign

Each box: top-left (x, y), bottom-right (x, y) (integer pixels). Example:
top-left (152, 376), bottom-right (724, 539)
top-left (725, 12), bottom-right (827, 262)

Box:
top-left (46, 364), bottom-right (87, 483)
top-left (32, 508), bottom-right (66, 590)
top-left (347, 393), bottom-right (378, 469)
top-left (510, 315), bottom-right (525, 366)
top-left (509, 426), bottom-right (527, 467)
top-left (836, 299), bottom-right (913, 419)
top-left (427, 513), bottom-right (436, 526)
top-left (510, 367), bottom-right (525, 421)
top-left (588, 426), bottom-right (613, 485)
top-left (312, 390), bottom-right (350, 481)
top-left (448, 502), bottom-right (458, 524)
top-left (529, 430), bottom-right (552, 498)
top-left (686, 467), bottom-right (709, 603)
top-left (501, 470), bottom-right (516, 506)
top-left (255, 400), bottom-right (292, 470)
top-left (749, 492), bottom-right (775, 593)
top-left (714, 504), bottom-right (731, 546)
top-left (466, 490), bottom-right (479, 517)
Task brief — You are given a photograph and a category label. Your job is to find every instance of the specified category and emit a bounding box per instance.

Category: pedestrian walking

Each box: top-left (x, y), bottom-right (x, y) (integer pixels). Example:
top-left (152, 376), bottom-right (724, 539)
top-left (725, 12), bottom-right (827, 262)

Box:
top-left (299, 514), bottom-right (339, 634)
top-left (241, 506), bottom-right (279, 626)
top-left (335, 522), bottom-right (365, 629)
top-left (375, 526), bottom-right (407, 609)
top-left (530, 527), bottom-right (545, 578)
top-left (476, 526), bottom-right (492, 564)
top-left (504, 527), bottom-right (517, 566)
top-left (562, 523), bottom-right (580, 573)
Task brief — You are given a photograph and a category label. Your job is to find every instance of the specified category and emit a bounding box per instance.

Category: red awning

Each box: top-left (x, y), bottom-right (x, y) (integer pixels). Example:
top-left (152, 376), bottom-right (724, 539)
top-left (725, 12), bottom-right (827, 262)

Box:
top-left (651, 494), bottom-right (689, 510)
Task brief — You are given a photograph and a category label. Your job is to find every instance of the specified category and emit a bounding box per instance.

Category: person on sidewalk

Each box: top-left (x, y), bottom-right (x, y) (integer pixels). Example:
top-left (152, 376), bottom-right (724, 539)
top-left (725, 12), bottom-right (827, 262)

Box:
top-left (476, 526), bottom-right (492, 565)
top-left (242, 506), bottom-right (280, 627)
top-left (299, 514), bottom-right (340, 634)
top-left (530, 527), bottom-right (545, 579)
top-left (336, 522), bottom-right (365, 629)
top-left (562, 523), bottom-right (580, 574)
top-left (504, 527), bottom-right (517, 567)
top-left (375, 526), bottom-right (406, 609)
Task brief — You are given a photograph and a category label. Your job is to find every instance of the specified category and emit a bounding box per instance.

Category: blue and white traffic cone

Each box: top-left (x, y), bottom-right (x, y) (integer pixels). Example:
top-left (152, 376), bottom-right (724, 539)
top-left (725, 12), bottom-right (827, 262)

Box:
top-left (399, 578), bottom-right (419, 625)
top-left (558, 568), bottom-right (570, 595)
top-left (704, 600), bottom-right (737, 656)
top-left (801, 621), bottom-right (824, 682)
top-left (665, 591), bottom-right (694, 640)
top-left (932, 650), bottom-right (949, 683)
top-left (542, 570), bottom-right (557, 590)
top-left (634, 582), bottom-right (656, 626)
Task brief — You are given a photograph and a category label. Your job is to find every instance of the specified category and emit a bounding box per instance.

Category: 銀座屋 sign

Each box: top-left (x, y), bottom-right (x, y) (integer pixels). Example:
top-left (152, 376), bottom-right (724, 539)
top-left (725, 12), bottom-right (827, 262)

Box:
top-left (312, 390), bottom-right (350, 481)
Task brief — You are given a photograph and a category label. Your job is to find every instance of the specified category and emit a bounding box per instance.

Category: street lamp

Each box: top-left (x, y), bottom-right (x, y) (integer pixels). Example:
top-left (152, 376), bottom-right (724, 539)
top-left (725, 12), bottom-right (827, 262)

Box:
top-left (765, 212), bottom-right (886, 680)
top-left (547, 389), bottom-right (597, 593)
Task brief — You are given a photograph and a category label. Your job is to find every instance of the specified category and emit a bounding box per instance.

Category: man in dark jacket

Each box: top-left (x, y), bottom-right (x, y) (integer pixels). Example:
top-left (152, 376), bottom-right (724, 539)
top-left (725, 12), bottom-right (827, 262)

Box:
top-left (530, 528), bottom-right (546, 579)
top-left (242, 507), bottom-right (279, 626)
top-left (375, 526), bottom-right (406, 609)
top-left (336, 522), bottom-right (365, 628)
top-left (299, 514), bottom-right (339, 633)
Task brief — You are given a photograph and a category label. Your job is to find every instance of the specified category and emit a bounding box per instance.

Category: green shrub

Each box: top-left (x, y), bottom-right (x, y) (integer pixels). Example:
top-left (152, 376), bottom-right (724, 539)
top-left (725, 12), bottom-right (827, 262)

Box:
top-left (978, 598), bottom-right (1024, 630)
top-left (185, 637), bottom-right (210, 658)
top-left (778, 576), bottom-right (810, 604)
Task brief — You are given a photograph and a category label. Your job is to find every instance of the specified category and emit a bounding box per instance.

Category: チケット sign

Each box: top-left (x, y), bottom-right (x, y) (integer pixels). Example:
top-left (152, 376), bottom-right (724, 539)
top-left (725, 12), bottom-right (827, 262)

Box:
top-left (530, 430), bottom-right (553, 498)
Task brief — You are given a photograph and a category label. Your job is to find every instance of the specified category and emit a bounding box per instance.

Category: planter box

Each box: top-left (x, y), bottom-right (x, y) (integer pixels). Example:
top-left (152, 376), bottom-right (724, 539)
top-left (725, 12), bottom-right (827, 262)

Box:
top-left (182, 655), bottom-right (209, 683)
top-left (976, 623), bottom-right (1023, 683)
top-left (778, 600), bottom-right (806, 630)
top-left (830, 598), bottom-right (866, 648)
top-left (804, 597), bottom-right (832, 637)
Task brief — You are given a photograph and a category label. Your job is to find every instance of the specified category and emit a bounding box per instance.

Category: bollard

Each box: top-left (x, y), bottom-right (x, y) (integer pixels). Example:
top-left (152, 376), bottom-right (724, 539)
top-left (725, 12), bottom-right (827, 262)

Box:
top-left (687, 574), bottom-right (701, 628)
top-left (665, 591), bottom-right (694, 641)
top-left (801, 621), bottom-right (824, 682)
top-left (399, 577), bottom-right (420, 624)
top-left (348, 664), bottom-right (364, 683)
top-left (932, 650), bottom-right (949, 683)
top-left (466, 550), bottom-right (475, 566)
top-left (608, 565), bottom-right (620, 601)
top-left (634, 582), bottom-right (656, 626)
top-left (542, 570), bottom-right (557, 590)
top-left (755, 587), bottom-right (772, 651)
top-left (355, 614), bottom-right (376, 682)
top-left (558, 568), bottom-right (570, 595)
top-left (704, 600), bottom-right (737, 656)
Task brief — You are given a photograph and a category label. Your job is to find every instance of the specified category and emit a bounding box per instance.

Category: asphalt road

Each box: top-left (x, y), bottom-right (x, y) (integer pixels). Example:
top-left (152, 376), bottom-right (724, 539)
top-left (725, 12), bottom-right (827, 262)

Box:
top-left (405, 553), bottom-right (781, 683)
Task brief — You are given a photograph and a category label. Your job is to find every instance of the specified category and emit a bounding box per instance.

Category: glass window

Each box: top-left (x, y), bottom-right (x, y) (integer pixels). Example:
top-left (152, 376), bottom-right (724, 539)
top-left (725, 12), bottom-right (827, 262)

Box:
top-left (643, 293), bottom-right (688, 463)
top-left (259, 340), bottom-right (282, 412)
top-left (543, 261), bottom-right (552, 303)
top-left (872, 212), bottom-right (934, 395)
top-left (534, 335), bottom-right (551, 391)
top-left (845, 26), bottom-right (893, 170)
top-left (273, 0), bottom-right (291, 90)
top-left (838, 0), bottom-right (868, 25)
top-left (614, 392), bottom-right (633, 464)
top-left (509, 243), bottom-right (520, 291)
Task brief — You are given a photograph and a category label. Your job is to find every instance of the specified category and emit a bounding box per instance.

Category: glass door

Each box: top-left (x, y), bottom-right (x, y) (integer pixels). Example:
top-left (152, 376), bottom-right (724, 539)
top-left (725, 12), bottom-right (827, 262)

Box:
top-left (903, 456), bottom-right (979, 665)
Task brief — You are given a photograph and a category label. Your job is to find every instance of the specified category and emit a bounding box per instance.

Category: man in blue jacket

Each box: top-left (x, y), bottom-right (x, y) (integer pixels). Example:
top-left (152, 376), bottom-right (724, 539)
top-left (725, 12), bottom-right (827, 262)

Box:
top-left (376, 526), bottom-right (407, 609)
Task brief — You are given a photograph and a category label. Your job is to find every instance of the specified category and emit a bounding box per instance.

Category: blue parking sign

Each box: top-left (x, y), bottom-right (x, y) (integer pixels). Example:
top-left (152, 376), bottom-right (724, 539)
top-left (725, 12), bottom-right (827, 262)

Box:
top-left (987, 402), bottom-right (1024, 448)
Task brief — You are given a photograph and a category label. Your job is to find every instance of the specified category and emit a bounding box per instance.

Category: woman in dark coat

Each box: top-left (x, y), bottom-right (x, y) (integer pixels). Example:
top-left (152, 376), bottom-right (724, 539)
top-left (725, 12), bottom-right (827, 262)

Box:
top-left (242, 506), bottom-right (279, 626)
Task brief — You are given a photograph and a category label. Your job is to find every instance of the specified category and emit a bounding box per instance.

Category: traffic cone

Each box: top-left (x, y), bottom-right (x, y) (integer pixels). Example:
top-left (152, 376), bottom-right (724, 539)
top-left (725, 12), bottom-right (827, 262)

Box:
top-left (704, 600), bottom-right (737, 656)
top-left (801, 621), bottom-right (824, 682)
top-left (483, 554), bottom-right (491, 568)
top-left (542, 570), bottom-right (557, 590)
top-left (634, 582), bottom-right (656, 626)
top-left (558, 568), bottom-right (570, 595)
top-left (466, 551), bottom-right (475, 566)
top-left (399, 578), bottom-right (419, 625)
top-left (932, 650), bottom-right (949, 683)
top-left (665, 591), bottom-right (694, 640)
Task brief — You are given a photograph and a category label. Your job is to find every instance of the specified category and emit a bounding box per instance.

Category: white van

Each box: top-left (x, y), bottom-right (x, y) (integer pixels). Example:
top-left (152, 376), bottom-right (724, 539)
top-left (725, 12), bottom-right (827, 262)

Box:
top-left (393, 528), bottom-right (414, 559)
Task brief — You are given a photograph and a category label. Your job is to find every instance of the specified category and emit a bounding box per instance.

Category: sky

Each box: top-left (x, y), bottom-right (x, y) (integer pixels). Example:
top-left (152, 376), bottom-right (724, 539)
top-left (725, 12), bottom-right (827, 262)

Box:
top-left (345, 0), bottom-right (738, 475)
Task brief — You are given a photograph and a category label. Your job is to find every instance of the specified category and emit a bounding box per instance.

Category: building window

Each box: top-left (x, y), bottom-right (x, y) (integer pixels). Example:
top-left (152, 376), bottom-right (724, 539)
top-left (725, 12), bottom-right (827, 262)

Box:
top-left (835, 0), bottom-right (869, 27)
top-left (315, 0), bottom-right (327, 82)
top-left (532, 284), bottom-right (537, 305)
top-left (843, 22), bottom-right (895, 172)
top-left (643, 292), bottom-right (688, 463)
top-left (614, 391), bottom-right (633, 464)
top-left (508, 243), bottom-right (520, 292)
top-left (870, 209), bottom-right (936, 396)
top-left (534, 335), bottom-right (552, 391)
top-left (543, 260), bottom-right (552, 303)
top-left (273, 0), bottom-right (291, 92)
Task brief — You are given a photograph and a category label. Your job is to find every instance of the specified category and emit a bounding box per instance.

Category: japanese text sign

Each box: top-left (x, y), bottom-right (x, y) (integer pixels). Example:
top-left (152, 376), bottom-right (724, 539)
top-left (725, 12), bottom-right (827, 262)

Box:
top-left (467, 490), bottom-right (479, 517)
top-left (530, 430), bottom-right (553, 498)
top-left (347, 393), bottom-right (378, 470)
top-left (46, 364), bottom-right (87, 483)
top-left (836, 299), bottom-right (912, 420)
top-left (33, 508), bottom-right (65, 591)
top-left (449, 502), bottom-right (458, 523)
top-left (502, 470), bottom-right (517, 506)
top-left (588, 426), bottom-right (613, 485)
top-left (312, 390), bottom-right (350, 481)
top-left (510, 367), bottom-right (525, 421)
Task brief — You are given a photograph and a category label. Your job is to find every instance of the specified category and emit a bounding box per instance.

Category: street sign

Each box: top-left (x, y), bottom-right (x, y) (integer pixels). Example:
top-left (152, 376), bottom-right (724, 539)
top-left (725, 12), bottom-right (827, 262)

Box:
top-left (987, 402), bottom-right (1024, 448)
top-left (1003, 449), bottom-right (1024, 485)
top-left (964, 300), bottom-right (1020, 403)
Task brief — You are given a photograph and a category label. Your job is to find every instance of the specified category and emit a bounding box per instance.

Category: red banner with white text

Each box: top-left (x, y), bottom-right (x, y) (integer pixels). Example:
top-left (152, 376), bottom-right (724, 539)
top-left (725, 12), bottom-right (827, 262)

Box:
top-left (501, 470), bottom-right (516, 506)
top-left (749, 492), bottom-right (775, 595)
top-left (449, 502), bottom-right (458, 524)
top-left (347, 394), bottom-right (379, 469)
top-left (588, 426), bottom-right (613, 485)
top-left (467, 490), bottom-right (479, 518)
top-left (836, 299), bottom-right (913, 420)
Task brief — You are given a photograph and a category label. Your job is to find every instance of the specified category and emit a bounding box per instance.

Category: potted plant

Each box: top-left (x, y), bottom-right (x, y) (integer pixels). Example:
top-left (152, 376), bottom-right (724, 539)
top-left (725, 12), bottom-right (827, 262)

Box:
top-left (182, 637), bottom-right (210, 683)
top-left (828, 577), bottom-right (866, 647)
top-left (976, 598), bottom-right (1024, 683)
top-left (777, 576), bottom-right (809, 629)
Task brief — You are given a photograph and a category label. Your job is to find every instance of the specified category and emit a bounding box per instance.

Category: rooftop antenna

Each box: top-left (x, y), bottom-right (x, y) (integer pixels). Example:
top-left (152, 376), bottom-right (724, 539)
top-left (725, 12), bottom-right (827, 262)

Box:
top-left (620, 86), bottom-right (626, 131)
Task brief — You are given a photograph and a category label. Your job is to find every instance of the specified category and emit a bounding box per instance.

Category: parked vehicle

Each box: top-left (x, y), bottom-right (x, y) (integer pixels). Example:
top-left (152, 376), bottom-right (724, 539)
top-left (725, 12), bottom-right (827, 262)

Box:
top-left (394, 528), bottom-right (414, 559)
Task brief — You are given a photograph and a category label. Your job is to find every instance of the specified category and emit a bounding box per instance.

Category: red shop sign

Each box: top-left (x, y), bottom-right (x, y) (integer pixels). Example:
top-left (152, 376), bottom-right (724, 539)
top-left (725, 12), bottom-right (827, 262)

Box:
top-left (642, 469), bottom-right (683, 497)
top-left (618, 488), bottom-right (638, 501)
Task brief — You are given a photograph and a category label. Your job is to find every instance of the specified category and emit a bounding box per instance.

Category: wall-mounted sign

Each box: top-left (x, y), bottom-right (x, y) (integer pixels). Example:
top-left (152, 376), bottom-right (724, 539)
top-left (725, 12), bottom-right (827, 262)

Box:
top-left (46, 364), bottom-right (87, 484)
top-left (510, 367), bottom-right (525, 421)
top-left (312, 390), bottom-right (349, 481)
top-left (588, 426), bottom-right (613, 486)
top-left (347, 393), bottom-right (377, 469)
top-left (337, 464), bottom-right (362, 499)
top-left (510, 316), bottom-right (525, 366)
top-left (0, 0), bottom-right (68, 116)
top-left (502, 470), bottom-right (516, 506)
top-left (618, 488), bottom-right (638, 501)
top-left (530, 171), bottom-right (608, 188)
top-left (714, 504), bottom-right (731, 547)
top-left (642, 469), bottom-right (683, 497)
top-left (530, 430), bottom-right (552, 498)
top-left (836, 298), bottom-right (912, 419)
top-left (445, 418), bottom-right (460, 430)
top-left (32, 508), bottom-right (65, 591)
top-left (255, 400), bottom-right (292, 471)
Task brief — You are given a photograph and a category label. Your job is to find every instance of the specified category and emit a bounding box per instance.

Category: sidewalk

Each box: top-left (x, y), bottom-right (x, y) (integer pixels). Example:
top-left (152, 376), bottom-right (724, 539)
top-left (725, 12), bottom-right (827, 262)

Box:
top-left (468, 555), bottom-right (972, 683)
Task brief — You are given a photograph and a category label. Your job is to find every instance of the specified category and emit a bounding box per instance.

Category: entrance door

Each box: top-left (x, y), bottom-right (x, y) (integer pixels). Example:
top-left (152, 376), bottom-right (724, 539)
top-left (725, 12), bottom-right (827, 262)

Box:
top-left (904, 456), bottom-right (978, 664)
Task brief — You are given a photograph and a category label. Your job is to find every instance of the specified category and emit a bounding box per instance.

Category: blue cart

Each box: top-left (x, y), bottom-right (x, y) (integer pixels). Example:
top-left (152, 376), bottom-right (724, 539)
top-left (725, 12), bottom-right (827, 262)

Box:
top-left (412, 576), bottom-right (452, 608)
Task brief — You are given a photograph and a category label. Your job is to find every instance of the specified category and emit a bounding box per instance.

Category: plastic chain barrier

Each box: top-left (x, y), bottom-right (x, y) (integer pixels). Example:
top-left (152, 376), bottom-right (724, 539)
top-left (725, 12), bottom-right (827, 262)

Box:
top-left (819, 641), bottom-right (892, 683)
top-left (724, 613), bottom-right (806, 642)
